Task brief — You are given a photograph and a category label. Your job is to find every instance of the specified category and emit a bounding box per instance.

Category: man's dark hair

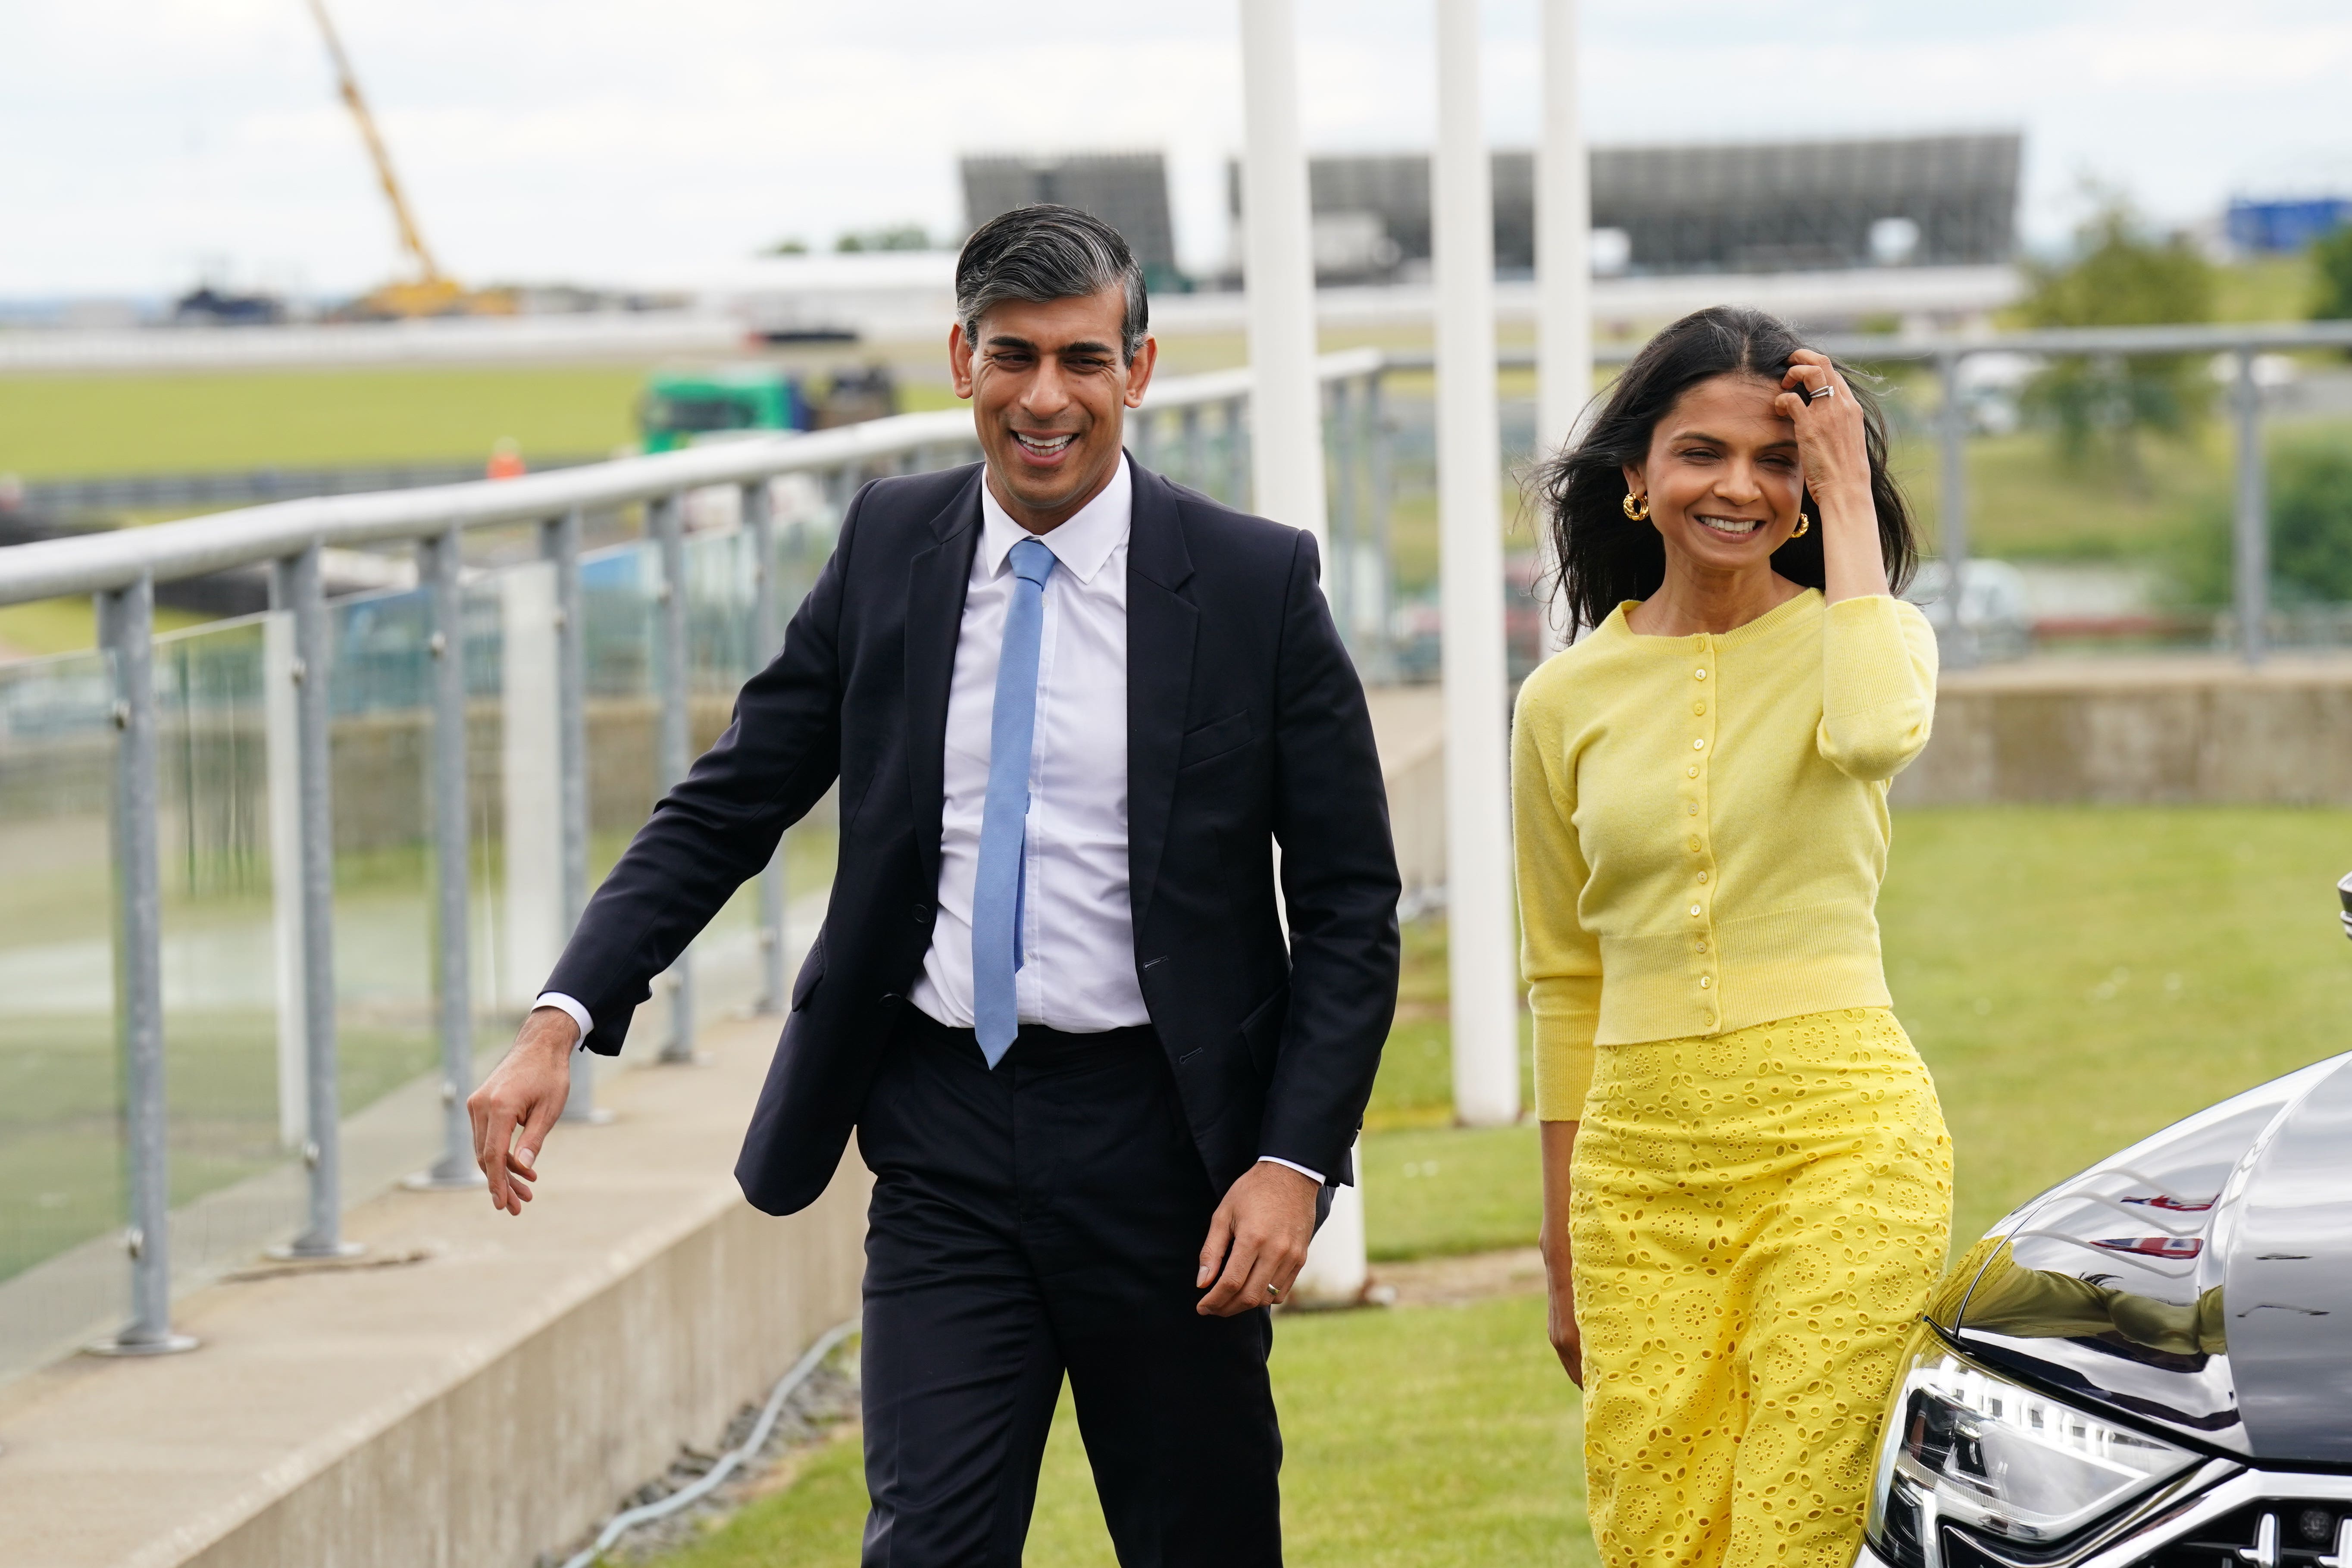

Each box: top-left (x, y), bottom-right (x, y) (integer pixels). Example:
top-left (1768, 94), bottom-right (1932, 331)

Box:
top-left (1536, 304), bottom-right (1919, 633)
top-left (955, 204), bottom-right (1148, 363)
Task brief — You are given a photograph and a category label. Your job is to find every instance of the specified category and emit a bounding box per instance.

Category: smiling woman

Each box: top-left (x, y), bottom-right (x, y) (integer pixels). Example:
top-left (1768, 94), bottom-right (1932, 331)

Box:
top-left (1513, 306), bottom-right (1945, 1568)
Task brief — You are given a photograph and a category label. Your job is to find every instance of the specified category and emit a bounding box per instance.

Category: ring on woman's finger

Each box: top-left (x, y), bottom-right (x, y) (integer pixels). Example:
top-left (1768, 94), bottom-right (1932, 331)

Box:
top-left (1805, 383), bottom-right (1836, 404)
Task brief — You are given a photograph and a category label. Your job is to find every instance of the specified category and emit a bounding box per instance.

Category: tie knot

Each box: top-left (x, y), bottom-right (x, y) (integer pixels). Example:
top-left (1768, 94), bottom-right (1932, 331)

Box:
top-left (1008, 536), bottom-right (1057, 588)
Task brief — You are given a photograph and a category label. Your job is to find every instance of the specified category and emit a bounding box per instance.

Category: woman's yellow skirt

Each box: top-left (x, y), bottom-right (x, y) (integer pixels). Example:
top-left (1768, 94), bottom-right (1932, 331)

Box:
top-left (1569, 1007), bottom-right (1952, 1568)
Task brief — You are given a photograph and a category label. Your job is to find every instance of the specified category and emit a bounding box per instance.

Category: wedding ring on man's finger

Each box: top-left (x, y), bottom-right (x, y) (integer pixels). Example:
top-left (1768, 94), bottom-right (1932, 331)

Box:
top-left (1267, 1281), bottom-right (1284, 1299)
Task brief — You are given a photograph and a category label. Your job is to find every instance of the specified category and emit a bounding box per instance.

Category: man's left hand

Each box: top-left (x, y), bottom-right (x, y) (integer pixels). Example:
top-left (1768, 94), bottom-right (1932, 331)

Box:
top-left (1197, 1160), bottom-right (1320, 1316)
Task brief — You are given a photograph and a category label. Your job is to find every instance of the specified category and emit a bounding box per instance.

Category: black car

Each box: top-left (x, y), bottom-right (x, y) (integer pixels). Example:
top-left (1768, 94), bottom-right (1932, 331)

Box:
top-left (1859, 874), bottom-right (2352, 1568)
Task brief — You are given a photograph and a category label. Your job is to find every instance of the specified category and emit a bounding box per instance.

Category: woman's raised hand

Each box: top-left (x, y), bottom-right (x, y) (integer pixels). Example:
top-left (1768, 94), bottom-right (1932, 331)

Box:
top-left (1777, 347), bottom-right (1889, 602)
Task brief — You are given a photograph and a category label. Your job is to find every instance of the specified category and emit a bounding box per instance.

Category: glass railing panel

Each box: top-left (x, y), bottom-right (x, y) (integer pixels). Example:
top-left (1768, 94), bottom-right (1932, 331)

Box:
top-left (0, 648), bottom-right (128, 1372)
top-left (150, 616), bottom-right (304, 1281)
top-left (322, 587), bottom-right (439, 1139)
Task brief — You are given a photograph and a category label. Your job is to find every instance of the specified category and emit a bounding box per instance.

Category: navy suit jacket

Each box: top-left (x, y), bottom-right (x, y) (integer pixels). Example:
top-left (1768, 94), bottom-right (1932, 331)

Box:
top-left (544, 458), bottom-right (1401, 1216)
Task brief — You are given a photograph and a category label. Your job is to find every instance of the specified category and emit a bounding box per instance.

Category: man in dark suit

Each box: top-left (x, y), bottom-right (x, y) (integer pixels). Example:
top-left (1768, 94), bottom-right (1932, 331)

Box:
top-left (468, 204), bottom-right (1400, 1565)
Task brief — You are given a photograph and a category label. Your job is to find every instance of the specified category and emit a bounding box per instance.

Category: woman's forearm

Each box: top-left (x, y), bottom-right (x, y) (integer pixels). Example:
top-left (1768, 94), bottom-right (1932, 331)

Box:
top-left (1539, 1118), bottom-right (1580, 1258)
top-left (1540, 1118), bottom-right (1584, 1385)
top-left (1817, 482), bottom-right (1889, 604)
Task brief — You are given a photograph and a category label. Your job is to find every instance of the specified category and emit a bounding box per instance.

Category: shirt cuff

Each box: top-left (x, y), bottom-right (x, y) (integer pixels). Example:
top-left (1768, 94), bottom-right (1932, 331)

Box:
top-left (533, 992), bottom-right (592, 1047)
top-left (1257, 1155), bottom-right (1325, 1186)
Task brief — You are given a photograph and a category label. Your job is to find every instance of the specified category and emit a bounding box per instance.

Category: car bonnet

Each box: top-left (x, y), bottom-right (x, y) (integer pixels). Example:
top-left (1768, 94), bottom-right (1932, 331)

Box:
top-left (1930, 1050), bottom-right (2352, 1463)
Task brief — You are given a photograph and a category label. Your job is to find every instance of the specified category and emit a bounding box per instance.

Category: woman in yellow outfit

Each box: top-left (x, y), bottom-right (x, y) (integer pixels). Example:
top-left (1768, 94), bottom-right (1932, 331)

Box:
top-left (1514, 306), bottom-right (1953, 1568)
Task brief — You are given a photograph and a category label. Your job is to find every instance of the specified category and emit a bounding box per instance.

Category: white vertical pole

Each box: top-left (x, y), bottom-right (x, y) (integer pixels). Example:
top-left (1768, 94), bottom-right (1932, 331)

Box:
top-left (1534, 0), bottom-right (1592, 657)
top-left (1238, 0), bottom-right (1328, 551)
top-left (1289, 1136), bottom-right (1368, 1308)
top-left (500, 560), bottom-right (565, 1013)
top-left (1436, 0), bottom-right (1521, 1129)
top-left (1242, 0), bottom-right (1360, 1298)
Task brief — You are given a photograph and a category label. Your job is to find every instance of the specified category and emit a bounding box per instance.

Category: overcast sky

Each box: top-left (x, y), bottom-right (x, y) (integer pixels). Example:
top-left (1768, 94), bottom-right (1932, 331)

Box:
top-left (3, 0), bottom-right (2348, 299)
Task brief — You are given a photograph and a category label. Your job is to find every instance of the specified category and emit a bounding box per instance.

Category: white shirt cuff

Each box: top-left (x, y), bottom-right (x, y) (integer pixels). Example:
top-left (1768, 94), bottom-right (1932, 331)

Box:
top-left (1257, 1155), bottom-right (1325, 1186)
top-left (534, 992), bottom-right (593, 1047)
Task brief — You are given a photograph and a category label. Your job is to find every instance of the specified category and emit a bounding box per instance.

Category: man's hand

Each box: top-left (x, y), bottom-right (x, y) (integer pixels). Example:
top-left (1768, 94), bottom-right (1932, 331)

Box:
top-left (466, 1007), bottom-right (577, 1216)
top-left (1196, 1160), bottom-right (1319, 1316)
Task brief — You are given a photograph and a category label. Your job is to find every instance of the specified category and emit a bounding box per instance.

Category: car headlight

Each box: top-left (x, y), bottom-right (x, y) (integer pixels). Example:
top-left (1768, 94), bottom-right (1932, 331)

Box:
top-left (1865, 1325), bottom-right (2198, 1564)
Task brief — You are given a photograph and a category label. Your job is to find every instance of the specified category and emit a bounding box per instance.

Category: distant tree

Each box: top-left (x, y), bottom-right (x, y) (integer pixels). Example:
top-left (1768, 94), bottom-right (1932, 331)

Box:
top-left (2020, 193), bottom-right (2217, 491)
top-left (765, 238), bottom-right (809, 256)
top-left (2171, 438), bottom-right (2352, 607)
top-left (2311, 222), bottom-right (2352, 322)
top-left (835, 223), bottom-right (931, 254)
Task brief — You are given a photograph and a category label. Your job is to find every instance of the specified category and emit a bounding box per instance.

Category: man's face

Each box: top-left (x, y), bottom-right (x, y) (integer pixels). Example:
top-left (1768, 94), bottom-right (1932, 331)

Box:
top-left (949, 285), bottom-right (1157, 532)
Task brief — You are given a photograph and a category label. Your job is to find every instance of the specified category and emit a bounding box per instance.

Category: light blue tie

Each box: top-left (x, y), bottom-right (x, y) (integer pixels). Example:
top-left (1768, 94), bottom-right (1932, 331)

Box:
top-left (973, 536), bottom-right (1056, 1066)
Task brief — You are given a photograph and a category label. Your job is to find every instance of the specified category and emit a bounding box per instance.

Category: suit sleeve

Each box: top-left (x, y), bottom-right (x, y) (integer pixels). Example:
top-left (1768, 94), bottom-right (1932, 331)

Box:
top-left (1258, 530), bottom-right (1404, 1183)
top-left (541, 488), bottom-right (863, 1054)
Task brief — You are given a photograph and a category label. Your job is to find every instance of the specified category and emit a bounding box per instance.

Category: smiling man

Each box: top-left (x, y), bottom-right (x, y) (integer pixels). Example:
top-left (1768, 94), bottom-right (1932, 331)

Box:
top-left (465, 205), bottom-right (1400, 1565)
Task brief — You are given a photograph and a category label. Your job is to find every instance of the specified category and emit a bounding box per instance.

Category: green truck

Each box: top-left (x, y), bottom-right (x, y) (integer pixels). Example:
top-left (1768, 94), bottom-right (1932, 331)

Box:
top-left (637, 366), bottom-right (809, 453)
top-left (638, 365), bottom-right (902, 452)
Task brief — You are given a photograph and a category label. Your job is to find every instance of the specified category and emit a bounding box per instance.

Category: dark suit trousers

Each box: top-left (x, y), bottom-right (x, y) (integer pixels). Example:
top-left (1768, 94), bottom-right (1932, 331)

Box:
top-left (857, 1010), bottom-right (1284, 1567)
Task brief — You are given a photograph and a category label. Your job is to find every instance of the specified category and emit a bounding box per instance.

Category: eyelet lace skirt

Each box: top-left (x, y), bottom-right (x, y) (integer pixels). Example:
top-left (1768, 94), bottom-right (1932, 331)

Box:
top-left (1569, 1007), bottom-right (1952, 1568)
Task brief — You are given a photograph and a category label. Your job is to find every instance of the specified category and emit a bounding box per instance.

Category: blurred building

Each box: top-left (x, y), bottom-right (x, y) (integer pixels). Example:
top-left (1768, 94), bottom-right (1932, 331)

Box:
top-left (1230, 131), bottom-right (2023, 282)
top-left (959, 153), bottom-right (1181, 287)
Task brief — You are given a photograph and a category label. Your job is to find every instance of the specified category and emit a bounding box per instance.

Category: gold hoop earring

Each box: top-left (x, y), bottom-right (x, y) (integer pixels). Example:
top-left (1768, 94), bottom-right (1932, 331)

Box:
top-left (1622, 492), bottom-right (1650, 522)
top-left (1791, 514), bottom-right (1811, 538)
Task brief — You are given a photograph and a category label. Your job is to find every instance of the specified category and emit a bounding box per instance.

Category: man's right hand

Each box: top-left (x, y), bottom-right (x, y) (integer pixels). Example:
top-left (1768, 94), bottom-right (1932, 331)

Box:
top-left (467, 1007), bottom-right (578, 1216)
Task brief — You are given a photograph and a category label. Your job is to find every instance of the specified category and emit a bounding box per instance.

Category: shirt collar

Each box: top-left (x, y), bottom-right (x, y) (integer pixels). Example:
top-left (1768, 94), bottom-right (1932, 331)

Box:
top-left (979, 453), bottom-right (1131, 587)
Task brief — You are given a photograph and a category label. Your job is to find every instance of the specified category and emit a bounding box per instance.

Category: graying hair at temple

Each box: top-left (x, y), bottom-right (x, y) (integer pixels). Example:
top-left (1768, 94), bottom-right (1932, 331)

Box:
top-left (954, 203), bottom-right (1149, 363)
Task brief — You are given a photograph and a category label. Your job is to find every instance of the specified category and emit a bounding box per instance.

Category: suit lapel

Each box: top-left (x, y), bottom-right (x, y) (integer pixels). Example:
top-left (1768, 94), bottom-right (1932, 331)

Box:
top-left (1126, 460), bottom-right (1197, 932)
top-left (905, 469), bottom-right (985, 896)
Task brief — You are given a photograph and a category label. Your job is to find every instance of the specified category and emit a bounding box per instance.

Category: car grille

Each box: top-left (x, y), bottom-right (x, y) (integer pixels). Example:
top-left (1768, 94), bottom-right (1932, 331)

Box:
top-left (2141, 1502), bottom-right (2352, 1567)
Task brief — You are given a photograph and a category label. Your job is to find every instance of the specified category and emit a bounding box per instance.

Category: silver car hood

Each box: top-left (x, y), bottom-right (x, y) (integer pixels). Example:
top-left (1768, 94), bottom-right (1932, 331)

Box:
top-left (1932, 1049), bottom-right (2352, 1465)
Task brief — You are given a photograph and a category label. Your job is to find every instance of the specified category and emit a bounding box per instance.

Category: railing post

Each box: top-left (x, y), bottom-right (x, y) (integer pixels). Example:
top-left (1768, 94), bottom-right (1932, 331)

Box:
top-left (1226, 397), bottom-right (1250, 509)
top-left (1328, 376), bottom-right (1358, 650)
top-left (275, 543), bottom-right (360, 1258)
top-left (1368, 369), bottom-right (1395, 669)
top-left (1936, 351), bottom-right (1980, 670)
top-left (744, 480), bottom-right (790, 1017)
top-left (90, 572), bottom-right (196, 1356)
top-left (1182, 403), bottom-right (1204, 493)
top-left (651, 491), bottom-right (698, 1061)
top-left (410, 527), bottom-right (480, 1188)
top-left (2232, 347), bottom-right (2270, 666)
top-left (544, 509), bottom-right (604, 1120)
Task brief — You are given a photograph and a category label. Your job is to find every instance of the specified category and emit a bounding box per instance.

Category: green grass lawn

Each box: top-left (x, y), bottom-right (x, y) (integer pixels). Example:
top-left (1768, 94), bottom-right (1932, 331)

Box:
top-left (0, 365), bottom-right (653, 479)
top-left (649, 1294), bottom-right (1591, 1568)
top-left (629, 804), bottom-right (2352, 1566)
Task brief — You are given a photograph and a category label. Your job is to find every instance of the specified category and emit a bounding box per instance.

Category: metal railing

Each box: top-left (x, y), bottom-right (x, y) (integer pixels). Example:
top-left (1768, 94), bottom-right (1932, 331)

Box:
top-left (1392, 316), bottom-right (2352, 667)
top-left (0, 351), bottom-right (1387, 1369)
top-left (4, 317), bottom-right (2344, 1368)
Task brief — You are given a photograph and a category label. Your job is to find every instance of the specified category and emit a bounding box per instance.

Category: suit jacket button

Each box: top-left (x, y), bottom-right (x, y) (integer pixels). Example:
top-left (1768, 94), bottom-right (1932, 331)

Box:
top-left (912, 902), bottom-right (932, 923)
top-left (878, 992), bottom-right (899, 1008)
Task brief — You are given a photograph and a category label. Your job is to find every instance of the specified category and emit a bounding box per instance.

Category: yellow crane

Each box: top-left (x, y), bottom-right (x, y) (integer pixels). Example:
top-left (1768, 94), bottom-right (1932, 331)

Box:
top-left (305, 0), bottom-right (510, 318)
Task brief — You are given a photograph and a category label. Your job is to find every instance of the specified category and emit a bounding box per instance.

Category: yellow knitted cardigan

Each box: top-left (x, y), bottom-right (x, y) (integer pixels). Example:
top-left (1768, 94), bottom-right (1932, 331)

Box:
top-left (1512, 589), bottom-right (1937, 1120)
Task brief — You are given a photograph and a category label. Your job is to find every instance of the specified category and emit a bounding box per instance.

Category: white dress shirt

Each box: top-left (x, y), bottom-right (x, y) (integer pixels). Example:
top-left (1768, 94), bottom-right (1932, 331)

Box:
top-left (540, 455), bottom-right (1319, 1183)
top-left (908, 455), bottom-right (1145, 1032)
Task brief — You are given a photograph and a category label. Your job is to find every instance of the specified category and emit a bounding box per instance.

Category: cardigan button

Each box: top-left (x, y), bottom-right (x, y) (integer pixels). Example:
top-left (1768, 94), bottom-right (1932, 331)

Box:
top-left (1699, 975), bottom-right (1712, 989)
top-left (1690, 904), bottom-right (1703, 918)
top-left (1694, 668), bottom-right (1708, 680)
top-left (1692, 738), bottom-right (1705, 751)
top-left (1693, 702), bottom-right (1705, 716)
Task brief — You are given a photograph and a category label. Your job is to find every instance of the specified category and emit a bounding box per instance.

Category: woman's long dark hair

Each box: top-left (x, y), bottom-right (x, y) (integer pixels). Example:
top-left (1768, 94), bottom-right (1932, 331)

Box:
top-left (1537, 305), bottom-right (1918, 635)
